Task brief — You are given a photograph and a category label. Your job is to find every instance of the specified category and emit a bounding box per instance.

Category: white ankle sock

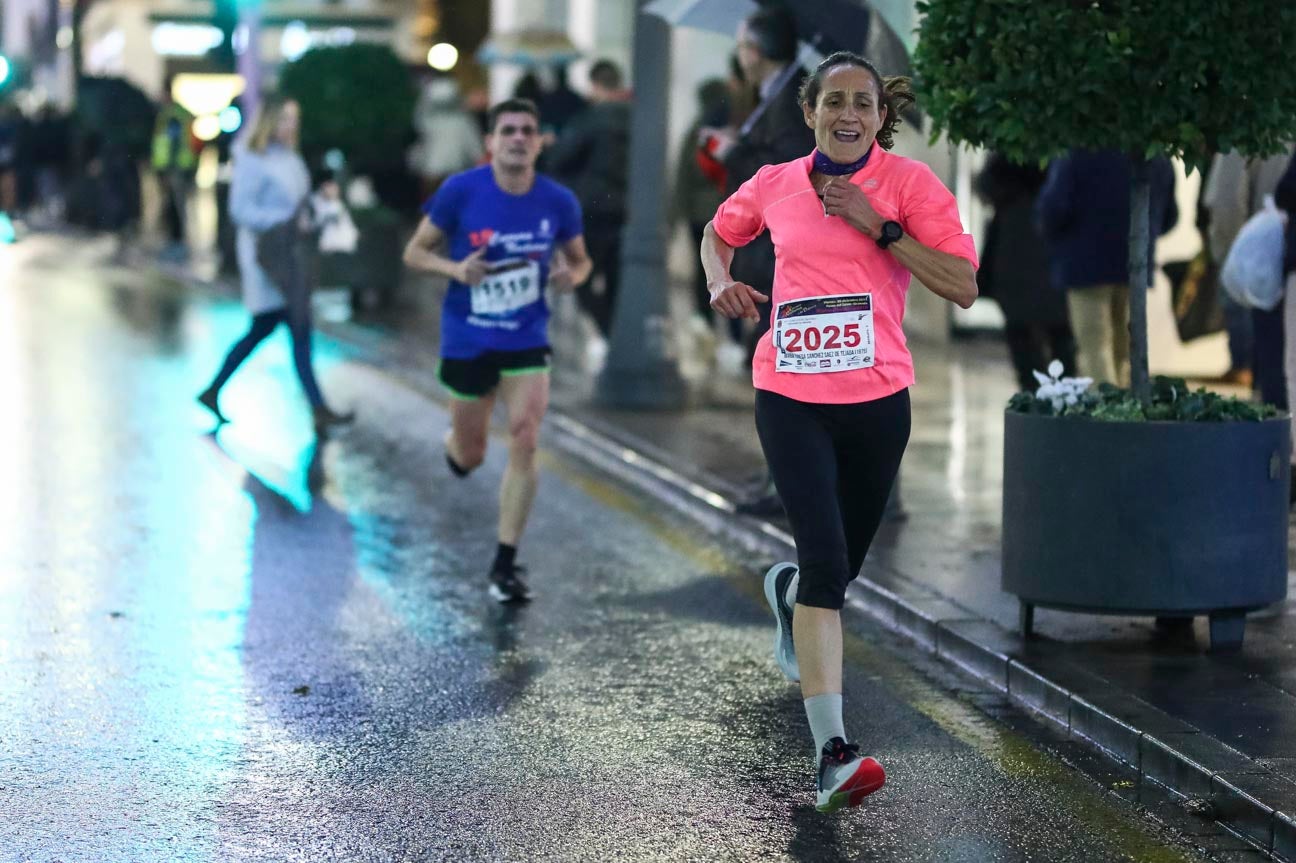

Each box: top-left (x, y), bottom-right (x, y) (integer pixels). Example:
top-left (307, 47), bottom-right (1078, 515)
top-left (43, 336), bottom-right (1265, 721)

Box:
top-left (804, 693), bottom-right (845, 756)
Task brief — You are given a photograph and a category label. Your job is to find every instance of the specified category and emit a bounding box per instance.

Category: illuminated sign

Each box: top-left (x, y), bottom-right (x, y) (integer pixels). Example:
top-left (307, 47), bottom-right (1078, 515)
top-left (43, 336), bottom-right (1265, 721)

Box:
top-left (171, 73), bottom-right (246, 116)
top-left (152, 23), bottom-right (224, 57)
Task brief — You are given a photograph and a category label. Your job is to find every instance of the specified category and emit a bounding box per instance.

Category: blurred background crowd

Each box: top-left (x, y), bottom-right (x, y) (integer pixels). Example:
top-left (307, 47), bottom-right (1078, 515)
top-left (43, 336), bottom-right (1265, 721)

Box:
top-left (0, 0), bottom-right (1270, 401)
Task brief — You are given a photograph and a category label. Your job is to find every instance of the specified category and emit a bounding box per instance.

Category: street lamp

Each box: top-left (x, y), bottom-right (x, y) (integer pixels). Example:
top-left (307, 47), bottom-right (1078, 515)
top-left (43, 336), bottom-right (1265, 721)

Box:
top-left (427, 42), bottom-right (458, 71)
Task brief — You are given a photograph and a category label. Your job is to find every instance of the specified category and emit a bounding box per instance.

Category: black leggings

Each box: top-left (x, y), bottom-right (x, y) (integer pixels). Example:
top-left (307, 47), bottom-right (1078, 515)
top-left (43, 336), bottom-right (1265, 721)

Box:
top-left (208, 307), bottom-right (324, 407)
top-left (755, 388), bottom-right (911, 610)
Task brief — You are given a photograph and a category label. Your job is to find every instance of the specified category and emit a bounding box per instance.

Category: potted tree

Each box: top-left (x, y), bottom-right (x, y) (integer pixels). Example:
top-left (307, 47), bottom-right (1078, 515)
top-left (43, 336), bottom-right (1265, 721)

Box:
top-left (914, 0), bottom-right (1296, 650)
top-left (279, 44), bottom-right (416, 310)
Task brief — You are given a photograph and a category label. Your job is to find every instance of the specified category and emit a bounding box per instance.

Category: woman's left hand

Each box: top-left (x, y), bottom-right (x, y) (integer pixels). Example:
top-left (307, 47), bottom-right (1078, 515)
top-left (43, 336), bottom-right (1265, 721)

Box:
top-left (822, 180), bottom-right (883, 238)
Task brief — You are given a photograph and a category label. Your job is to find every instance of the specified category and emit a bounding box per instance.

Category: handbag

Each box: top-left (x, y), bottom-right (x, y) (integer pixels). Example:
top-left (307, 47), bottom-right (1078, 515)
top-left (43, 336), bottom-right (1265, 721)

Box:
top-left (1164, 249), bottom-right (1225, 343)
top-left (255, 215), bottom-right (312, 314)
top-left (1220, 196), bottom-right (1286, 310)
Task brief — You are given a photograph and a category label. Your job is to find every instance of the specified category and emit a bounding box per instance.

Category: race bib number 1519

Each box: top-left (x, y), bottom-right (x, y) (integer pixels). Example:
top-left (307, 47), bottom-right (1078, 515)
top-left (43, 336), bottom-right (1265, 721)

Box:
top-left (774, 293), bottom-right (875, 374)
top-left (470, 259), bottom-right (541, 316)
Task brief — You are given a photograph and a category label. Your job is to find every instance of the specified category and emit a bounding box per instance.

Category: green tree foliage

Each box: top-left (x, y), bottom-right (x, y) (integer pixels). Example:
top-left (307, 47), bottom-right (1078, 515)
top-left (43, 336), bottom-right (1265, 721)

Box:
top-left (915, 0), bottom-right (1296, 401)
top-left (278, 44), bottom-right (416, 177)
top-left (913, 0), bottom-right (1296, 172)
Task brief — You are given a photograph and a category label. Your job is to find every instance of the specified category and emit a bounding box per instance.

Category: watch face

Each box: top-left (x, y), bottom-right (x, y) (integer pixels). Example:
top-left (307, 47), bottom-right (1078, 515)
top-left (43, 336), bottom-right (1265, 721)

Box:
top-left (883, 221), bottom-right (902, 241)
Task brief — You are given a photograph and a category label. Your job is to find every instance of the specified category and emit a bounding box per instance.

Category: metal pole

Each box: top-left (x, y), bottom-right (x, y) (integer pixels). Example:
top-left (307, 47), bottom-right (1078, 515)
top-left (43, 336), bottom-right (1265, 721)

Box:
top-left (68, 0), bottom-right (86, 173)
top-left (237, 5), bottom-right (262, 121)
top-left (595, 0), bottom-right (689, 409)
top-left (1127, 157), bottom-right (1151, 401)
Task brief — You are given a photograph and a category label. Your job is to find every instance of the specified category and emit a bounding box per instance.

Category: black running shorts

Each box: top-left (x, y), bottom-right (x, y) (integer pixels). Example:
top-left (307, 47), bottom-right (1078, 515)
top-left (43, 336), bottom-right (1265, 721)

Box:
top-left (437, 347), bottom-right (552, 399)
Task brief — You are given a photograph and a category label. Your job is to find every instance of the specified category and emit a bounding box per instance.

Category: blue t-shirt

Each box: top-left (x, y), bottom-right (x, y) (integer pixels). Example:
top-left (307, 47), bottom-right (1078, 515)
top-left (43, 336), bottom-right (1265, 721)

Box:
top-left (424, 165), bottom-right (584, 358)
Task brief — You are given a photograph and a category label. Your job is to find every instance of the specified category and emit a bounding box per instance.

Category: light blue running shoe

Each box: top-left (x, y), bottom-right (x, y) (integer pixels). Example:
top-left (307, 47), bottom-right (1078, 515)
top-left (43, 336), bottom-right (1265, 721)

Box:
top-left (763, 562), bottom-right (799, 682)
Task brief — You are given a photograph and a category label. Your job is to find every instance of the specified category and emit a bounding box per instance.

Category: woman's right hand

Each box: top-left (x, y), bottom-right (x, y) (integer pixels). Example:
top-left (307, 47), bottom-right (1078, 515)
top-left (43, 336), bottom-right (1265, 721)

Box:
top-left (457, 246), bottom-right (489, 286)
top-left (709, 278), bottom-right (769, 321)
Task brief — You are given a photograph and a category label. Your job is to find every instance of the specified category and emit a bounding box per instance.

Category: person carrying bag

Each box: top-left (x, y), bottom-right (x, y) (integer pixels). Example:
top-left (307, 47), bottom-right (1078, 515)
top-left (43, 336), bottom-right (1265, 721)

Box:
top-left (197, 95), bottom-right (354, 432)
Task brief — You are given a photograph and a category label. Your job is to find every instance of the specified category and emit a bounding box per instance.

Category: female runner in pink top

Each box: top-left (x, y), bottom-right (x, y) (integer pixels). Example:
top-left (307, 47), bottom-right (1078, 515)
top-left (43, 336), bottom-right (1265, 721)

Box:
top-left (701, 51), bottom-right (978, 813)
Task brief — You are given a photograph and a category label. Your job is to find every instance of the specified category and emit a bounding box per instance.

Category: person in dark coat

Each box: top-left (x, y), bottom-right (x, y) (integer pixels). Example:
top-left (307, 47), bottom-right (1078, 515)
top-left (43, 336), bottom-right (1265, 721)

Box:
top-left (513, 72), bottom-right (543, 104)
top-left (0, 102), bottom-right (19, 215)
top-left (1035, 149), bottom-right (1178, 386)
top-left (546, 59), bottom-right (630, 338)
top-left (701, 5), bottom-right (816, 363)
top-left (99, 137), bottom-right (142, 260)
top-left (676, 78), bottom-right (741, 350)
top-left (700, 5), bottom-right (816, 517)
top-left (974, 154), bottom-right (1076, 391)
top-left (537, 64), bottom-right (588, 138)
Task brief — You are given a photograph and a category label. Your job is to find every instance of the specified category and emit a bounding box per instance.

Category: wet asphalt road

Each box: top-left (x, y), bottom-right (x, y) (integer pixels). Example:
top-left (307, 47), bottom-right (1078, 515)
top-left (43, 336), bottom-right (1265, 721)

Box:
top-left (0, 237), bottom-right (1258, 862)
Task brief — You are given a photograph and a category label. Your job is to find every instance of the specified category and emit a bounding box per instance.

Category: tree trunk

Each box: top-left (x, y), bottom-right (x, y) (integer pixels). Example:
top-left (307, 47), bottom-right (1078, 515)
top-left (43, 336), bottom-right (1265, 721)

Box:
top-left (1128, 158), bottom-right (1151, 402)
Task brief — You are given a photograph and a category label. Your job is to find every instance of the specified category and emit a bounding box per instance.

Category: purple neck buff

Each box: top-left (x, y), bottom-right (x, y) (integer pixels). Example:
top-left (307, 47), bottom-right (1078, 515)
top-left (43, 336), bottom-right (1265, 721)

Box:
top-left (813, 145), bottom-right (872, 176)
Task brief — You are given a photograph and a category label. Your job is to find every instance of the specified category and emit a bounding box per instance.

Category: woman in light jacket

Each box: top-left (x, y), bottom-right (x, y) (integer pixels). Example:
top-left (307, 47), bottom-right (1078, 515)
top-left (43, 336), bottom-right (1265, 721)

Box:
top-left (197, 95), bottom-right (352, 431)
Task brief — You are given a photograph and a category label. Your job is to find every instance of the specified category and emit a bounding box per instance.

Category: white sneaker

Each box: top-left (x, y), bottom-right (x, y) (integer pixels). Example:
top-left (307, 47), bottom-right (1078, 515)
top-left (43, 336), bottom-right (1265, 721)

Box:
top-left (763, 562), bottom-right (799, 682)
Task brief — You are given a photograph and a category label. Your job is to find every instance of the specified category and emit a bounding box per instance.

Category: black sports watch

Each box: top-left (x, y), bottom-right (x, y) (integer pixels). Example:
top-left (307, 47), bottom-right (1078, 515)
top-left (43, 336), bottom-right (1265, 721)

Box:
top-left (876, 220), bottom-right (903, 250)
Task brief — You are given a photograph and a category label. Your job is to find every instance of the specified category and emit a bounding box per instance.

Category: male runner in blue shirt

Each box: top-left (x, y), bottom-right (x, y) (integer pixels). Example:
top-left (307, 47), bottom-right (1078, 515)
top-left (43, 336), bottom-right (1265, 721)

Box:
top-left (403, 98), bottom-right (592, 603)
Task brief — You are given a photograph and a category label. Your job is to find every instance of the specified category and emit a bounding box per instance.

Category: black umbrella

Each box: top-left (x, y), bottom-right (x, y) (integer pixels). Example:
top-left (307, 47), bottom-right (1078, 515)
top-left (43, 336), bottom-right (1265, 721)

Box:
top-left (647, 0), bottom-right (871, 55)
top-left (763, 0), bottom-right (912, 77)
top-left (77, 76), bottom-right (157, 159)
top-left (759, 0), bottom-right (872, 58)
top-left (646, 0), bottom-right (909, 75)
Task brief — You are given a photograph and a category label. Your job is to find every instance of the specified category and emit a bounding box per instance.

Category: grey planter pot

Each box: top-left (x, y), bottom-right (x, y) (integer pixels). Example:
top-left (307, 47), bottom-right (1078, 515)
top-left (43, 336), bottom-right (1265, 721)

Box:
top-left (1002, 411), bottom-right (1290, 651)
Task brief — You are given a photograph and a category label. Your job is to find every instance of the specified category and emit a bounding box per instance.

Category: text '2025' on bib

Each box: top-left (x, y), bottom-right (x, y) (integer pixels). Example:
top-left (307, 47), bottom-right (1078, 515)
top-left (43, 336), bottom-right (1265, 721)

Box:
top-left (774, 293), bottom-right (875, 374)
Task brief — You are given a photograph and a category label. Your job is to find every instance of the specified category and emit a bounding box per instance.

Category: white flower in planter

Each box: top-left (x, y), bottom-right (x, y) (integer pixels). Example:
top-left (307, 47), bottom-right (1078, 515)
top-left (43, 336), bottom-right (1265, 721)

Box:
top-left (1032, 360), bottom-right (1094, 413)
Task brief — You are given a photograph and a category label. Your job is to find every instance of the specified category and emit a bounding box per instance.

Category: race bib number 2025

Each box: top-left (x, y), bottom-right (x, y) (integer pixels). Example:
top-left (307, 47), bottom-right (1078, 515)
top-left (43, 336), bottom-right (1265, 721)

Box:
top-left (774, 293), bottom-right (875, 374)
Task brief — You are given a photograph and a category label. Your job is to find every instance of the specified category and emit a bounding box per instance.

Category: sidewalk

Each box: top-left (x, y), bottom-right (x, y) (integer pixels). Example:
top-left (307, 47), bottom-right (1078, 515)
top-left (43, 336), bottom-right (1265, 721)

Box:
top-left (176, 255), bottom-right (1296, 859)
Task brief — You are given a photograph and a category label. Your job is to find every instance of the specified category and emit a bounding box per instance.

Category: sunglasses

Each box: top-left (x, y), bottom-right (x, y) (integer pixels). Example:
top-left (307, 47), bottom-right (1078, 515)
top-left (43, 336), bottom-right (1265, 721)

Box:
top-left (497, 125), bottom-right (538, 137)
